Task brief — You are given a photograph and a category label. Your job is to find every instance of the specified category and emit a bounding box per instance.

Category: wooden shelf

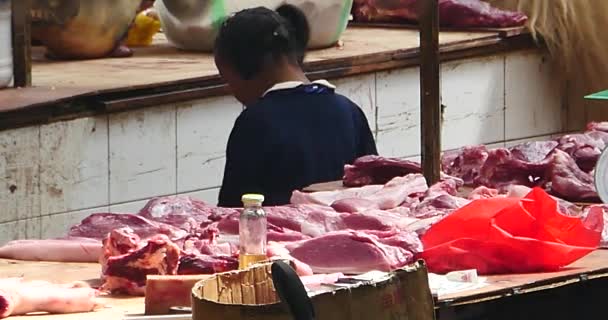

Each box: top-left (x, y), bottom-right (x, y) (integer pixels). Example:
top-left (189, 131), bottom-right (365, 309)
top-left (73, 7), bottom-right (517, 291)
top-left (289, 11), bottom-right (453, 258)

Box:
top-left (0, 27), bottom-right (534, 131)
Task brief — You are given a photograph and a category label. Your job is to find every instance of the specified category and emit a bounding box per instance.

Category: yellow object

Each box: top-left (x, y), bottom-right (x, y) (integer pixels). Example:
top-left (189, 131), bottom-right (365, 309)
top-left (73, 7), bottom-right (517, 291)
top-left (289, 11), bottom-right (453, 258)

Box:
top-left (238, 254), bottom-right (267, 270)
top-left (126, 8), bottom-right (161, 47)
top-left (241, 194), bottom-right (265, 206)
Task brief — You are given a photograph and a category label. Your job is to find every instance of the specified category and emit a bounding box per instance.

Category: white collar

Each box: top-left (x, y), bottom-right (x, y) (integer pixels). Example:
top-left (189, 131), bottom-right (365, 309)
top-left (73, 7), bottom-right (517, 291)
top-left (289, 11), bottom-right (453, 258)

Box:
top-left (262, 79), bottom-right (336, 97)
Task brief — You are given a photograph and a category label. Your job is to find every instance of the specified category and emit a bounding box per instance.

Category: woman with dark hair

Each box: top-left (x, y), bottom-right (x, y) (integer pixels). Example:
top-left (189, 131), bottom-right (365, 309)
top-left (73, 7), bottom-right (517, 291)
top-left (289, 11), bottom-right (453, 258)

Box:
top-left (215, 5), bottom-right (377, 207)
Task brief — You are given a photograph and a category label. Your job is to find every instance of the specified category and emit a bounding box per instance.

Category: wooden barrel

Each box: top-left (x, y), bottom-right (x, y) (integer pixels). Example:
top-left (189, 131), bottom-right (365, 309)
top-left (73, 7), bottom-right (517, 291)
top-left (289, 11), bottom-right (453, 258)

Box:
top-left (191, 260), bottom-right (437, 320)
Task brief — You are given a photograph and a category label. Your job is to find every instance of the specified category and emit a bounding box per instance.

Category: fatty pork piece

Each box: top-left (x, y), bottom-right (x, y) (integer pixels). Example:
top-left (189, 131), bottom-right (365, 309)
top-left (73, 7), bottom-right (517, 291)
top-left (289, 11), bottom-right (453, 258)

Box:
top-left (343, 209), bottom-right (419, 232)
top-left (0, 278), bottom-right (99, 318)
top-left (266, 243), bottom-right (314, 276)
top-left (138, 195), bottom-right (228, 232)
top-left (69, 213), bottom-right (188, 241)
top-left (202, 206), bottom-right (314, 242)
top-left (205, 203), bottom-right (420, 239)
top-left (291, 184), bottom-right (384, 206)
top-left (0, 238), bottom-right (102, 263)
top-left (293, 174), bottom-right (429, 210)
top-left (343, 155), bottom-right (421, 187)
top-left (208, 204), bottom-right (334, 237)
top-left (587, 121), bottom-right (608, 132)
top-left (352, 0), bottom-right (527, 28)
top-left (504, 185), bottom-right (583, 217)
top-left (282, 230), bottom-right (421, 274)
top-left (468, 186), bottom-right (500, 200)
top-left (101, 235), bottom-right (180, 296)
top-left (411, 180), bottom-right (471, 219)
top-left (364, 174), bottom-right (429, 209)
top-left (183, 227), bottom-right (239, 257)
top-left (544, 149), bottom-right (599, 202)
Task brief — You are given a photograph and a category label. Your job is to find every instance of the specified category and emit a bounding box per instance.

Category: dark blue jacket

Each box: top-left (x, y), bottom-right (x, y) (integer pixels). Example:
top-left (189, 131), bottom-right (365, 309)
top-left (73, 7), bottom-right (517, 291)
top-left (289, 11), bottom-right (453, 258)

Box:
top-left (218, 83), bottom-right (377, 207)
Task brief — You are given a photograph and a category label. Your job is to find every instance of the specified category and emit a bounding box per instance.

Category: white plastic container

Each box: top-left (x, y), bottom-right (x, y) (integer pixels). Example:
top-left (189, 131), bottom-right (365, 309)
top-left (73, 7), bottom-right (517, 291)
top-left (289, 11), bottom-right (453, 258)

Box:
top-left (0, 0), bottom-right (12, 88)
top-left (155, 0), bottom-right (353, 52)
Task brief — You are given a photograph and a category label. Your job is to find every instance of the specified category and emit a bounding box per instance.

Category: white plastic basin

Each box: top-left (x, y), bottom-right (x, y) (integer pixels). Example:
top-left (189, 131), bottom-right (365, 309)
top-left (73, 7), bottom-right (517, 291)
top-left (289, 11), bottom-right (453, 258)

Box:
top-left (155, 0), bottom-right (353, 52)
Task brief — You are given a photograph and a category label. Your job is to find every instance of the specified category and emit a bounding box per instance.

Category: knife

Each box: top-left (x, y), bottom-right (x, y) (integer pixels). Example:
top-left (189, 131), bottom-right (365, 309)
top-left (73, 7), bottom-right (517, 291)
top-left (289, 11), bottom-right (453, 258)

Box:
top-left (271, 261), bottom-right (315, 320)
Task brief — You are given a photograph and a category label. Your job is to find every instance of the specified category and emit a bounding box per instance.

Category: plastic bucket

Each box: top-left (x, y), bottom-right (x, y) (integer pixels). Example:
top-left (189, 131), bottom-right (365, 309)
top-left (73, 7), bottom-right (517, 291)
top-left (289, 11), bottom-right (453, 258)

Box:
top-left (156, 0), bottom-right (353, 52)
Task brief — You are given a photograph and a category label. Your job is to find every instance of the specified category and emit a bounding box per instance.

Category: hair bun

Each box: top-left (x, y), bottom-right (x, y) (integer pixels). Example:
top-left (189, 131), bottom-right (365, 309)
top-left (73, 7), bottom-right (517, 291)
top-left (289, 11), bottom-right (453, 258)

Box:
top-left (273, 25), bottom-right (289, 41)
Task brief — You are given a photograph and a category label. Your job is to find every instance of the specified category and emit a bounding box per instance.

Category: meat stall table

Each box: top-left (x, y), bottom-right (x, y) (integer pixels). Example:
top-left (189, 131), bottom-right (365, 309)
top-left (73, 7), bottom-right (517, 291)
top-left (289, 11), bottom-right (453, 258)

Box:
top-left (2, 250), bottom-right (608, 320)
top-left (434, 250), bottom-right (608, 320)
top-left (304, 181), bottom-right (608, 320)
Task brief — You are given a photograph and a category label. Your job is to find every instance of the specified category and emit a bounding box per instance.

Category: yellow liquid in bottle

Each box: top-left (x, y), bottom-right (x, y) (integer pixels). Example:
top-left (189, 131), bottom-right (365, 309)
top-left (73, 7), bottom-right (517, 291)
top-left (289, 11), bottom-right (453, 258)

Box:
top-left (238, 254), bottom-right (267, 270)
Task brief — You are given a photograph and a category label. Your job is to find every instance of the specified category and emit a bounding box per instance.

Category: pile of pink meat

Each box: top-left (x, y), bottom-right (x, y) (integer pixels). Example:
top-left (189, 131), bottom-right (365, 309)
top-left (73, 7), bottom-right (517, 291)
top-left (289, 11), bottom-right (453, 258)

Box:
top-left (352, 0), bottom-right (528, 28)
top-left (0, 122), bottom-right (606, 302)
top-left (0, 175), bottom-right (463, 297)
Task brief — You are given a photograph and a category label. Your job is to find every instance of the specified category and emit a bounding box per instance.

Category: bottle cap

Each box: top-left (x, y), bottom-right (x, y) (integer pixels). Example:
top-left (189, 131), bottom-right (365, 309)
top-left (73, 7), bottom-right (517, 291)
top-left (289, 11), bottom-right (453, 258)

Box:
top-left (241, 194), bottom-right (265, 206)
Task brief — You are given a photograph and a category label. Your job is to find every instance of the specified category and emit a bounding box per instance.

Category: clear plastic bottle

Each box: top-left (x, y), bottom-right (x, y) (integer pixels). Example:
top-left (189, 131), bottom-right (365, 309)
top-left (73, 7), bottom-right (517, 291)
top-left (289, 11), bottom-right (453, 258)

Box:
top-left (238, 194), bottom-right (267, 269)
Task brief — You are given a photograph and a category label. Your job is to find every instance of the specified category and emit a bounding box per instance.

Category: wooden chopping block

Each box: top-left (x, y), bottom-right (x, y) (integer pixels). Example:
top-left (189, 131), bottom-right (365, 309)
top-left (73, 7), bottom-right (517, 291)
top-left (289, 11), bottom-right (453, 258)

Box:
top-left (145, 275), bottom-right (212, 315)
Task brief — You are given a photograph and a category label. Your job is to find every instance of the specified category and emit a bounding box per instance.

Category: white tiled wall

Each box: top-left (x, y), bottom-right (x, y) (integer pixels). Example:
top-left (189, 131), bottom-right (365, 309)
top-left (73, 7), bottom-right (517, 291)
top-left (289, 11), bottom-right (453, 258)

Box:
top-left (177, 96), bottom-right (241, 193)
top-left (109, 106), bottom-right (178, 203)
top-left (109, 199), bottom-right (150, 214)
top-left (0, 49), bottom-right (567, 245)
top-left (441, 56), bottom-right (505, 150)
top-left (376, 67), bottom-right (421, 158)
top-left (0, 126), bottom-right (41, 229)
top-left (185, 188), bottom-right (221, 206)
top-left (0, 218), bottom-right (41, 245)
top-left (40, 117), bottom-right (109, 216)
top-left (505, 52), bottom-right (562, 139)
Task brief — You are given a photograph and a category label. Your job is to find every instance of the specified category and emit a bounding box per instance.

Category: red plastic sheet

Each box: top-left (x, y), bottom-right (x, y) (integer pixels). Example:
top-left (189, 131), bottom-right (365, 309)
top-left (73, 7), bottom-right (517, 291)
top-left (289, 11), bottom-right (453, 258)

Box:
top-left (419, 188), bottom-right (603, 274)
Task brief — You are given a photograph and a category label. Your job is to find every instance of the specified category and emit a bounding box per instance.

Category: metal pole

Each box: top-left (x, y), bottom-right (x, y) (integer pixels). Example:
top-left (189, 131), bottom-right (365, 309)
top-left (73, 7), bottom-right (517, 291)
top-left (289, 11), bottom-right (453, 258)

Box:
top-left (419, 0), bottom-right (441, 185)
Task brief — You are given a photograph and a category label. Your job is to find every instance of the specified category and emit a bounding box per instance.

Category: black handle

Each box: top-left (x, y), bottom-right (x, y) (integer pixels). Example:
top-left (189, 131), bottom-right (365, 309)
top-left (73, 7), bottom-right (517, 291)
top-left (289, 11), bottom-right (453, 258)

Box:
top-left (271, 261), bottom-right (315, 320)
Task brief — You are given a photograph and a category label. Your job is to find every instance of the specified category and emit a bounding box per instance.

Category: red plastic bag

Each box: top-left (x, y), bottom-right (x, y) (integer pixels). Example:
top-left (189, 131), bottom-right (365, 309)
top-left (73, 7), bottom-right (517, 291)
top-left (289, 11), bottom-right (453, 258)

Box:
top-left (419, 188), bottom-right (603, 274)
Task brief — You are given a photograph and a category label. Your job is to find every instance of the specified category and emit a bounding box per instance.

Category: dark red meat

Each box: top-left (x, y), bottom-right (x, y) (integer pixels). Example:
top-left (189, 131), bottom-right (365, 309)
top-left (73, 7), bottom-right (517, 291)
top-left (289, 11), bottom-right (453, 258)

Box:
top-left (352, 0), bottom-right (528, 28)
top-left (102, 235), bottom-right (181, 295)
top-left (100, 227), bottom-right (142, 271)
top-left (343, 155), bottom-right (421, 187)
top-left (476, 148), bottom-right (548, 189)
top-left (176, 254), bottom-right (238, 275)
top-left (442, 145), bottom-right (489, 185)
top-left (544, 150), bottom-right (599, 202)
top-left (68, 213), bottom-right (188, 241)
top-left (556, 133), bottom-right (606, 172)
top-left (510, 141), bottom-right (558, 163)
